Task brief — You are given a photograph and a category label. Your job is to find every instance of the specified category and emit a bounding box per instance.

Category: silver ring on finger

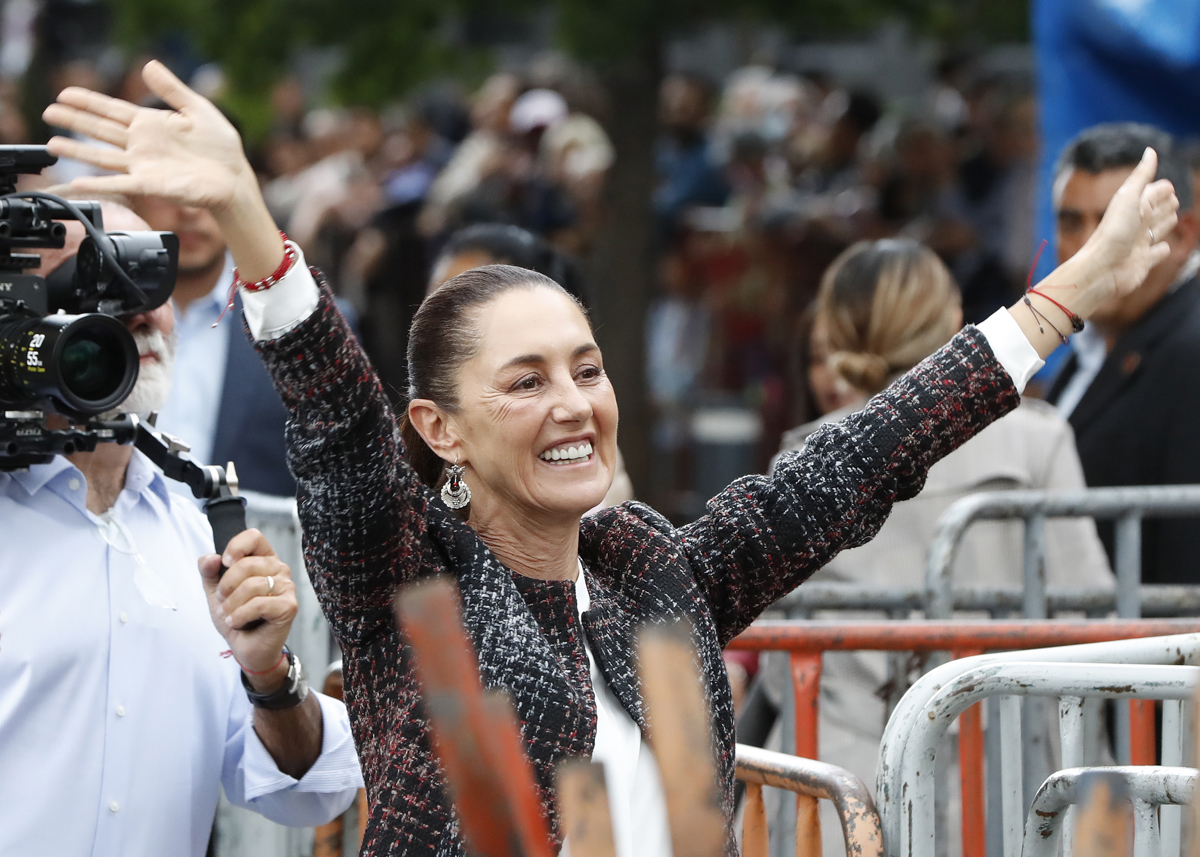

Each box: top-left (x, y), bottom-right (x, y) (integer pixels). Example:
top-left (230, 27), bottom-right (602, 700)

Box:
top-left (266, 575), bottom-right (276, 595)
top-left (1149, 227), bottom-right (1156, 243)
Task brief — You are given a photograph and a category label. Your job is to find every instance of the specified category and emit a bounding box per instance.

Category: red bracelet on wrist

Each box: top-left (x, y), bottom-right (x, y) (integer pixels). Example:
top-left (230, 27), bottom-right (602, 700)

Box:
top-left (233, 231), bottom-right (299, 293)
top-left (1027, 287), bottom-right (1085, 334)
top-left (215, 232), bottom-right (299, 327)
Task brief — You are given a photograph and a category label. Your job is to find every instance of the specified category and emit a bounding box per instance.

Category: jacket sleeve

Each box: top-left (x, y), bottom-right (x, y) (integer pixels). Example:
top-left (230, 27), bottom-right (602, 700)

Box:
top-left (678, 326), bottom-right (1022, 645)
top-left (252, 278), bottom-right (437, 646)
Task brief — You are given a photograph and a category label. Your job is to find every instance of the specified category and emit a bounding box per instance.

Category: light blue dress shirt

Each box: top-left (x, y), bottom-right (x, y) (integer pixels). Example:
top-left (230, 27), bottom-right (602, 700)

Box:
top-left (157, 258), bottom-right (234, 478)
top-left (0, 451), bottom-right (362, 857)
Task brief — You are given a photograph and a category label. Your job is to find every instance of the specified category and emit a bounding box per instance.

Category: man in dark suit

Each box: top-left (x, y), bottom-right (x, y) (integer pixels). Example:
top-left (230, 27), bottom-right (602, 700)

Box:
top-left (1047, 123), bottom-right (1200, 584)
top-left (136, 197), bottom-right (298, 496)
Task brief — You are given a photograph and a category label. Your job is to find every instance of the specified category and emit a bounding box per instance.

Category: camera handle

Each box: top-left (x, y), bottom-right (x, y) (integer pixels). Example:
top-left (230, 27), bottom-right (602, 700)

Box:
top-left (130, 416), bottom-right (264, 631)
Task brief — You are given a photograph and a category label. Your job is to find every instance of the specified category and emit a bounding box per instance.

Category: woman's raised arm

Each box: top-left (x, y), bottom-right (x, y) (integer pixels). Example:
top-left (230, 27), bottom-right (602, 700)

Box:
top-left (680, 154), bottom-right (1179, 643)
top-left (42, 62), bottom-right (434, 646)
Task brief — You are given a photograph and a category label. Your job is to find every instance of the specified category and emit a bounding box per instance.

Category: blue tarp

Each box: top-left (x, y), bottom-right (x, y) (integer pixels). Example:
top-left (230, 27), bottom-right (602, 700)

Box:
top-left (1032, 0), bottom-right (1200, 377)
top-left (1035, 0), bottom-right (1200, 275)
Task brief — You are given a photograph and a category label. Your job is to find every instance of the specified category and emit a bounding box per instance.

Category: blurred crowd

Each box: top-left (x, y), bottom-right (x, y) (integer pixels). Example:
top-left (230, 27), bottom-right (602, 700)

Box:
top-left (0, 46), bottom-right (1082, 517)
top-left (647, 58), bottom-right (1041, 516)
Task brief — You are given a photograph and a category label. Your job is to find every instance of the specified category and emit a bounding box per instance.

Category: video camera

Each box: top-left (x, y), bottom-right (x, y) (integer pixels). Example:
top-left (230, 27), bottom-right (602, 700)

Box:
top-left (0, 146), bottom-right (178, 433)
top-left (0, 146), bottom-right (247, 557)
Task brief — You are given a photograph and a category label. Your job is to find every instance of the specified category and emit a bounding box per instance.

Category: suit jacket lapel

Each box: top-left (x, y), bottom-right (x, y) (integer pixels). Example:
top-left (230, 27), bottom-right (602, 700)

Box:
top-left (1070, 281), bottom-right (1200, 436)
top-left (578, 569), bottom-right (649, 731)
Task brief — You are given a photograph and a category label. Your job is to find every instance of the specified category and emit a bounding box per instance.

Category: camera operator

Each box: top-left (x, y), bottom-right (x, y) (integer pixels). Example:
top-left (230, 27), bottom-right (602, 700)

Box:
top-left (0, 202), bottom-right (362, 856)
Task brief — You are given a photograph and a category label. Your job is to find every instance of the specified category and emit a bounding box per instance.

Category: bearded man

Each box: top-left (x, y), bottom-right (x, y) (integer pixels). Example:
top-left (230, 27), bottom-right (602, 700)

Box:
top-left (0, 202), bottom-right (362, 856)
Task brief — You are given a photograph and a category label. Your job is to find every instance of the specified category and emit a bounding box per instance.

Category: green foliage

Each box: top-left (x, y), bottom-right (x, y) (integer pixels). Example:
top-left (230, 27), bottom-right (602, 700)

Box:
top-left (108, 0), bottom-right (1029, 125)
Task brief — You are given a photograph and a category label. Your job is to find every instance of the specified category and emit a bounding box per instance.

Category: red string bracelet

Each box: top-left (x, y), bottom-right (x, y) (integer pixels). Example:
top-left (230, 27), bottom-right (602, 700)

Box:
top-left (221, 648), bottom-right (288, 676)
top-left (1023, 238), bottom-right (1085, 339)
top-left (1028, 287), bottom-right (1085, 334)
top-left (214, 231), bottom-right (299, 327)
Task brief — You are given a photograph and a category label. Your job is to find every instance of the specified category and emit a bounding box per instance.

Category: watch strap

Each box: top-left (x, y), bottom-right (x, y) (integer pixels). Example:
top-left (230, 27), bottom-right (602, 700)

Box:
top-left (241, 648), bottom-right (309, 710)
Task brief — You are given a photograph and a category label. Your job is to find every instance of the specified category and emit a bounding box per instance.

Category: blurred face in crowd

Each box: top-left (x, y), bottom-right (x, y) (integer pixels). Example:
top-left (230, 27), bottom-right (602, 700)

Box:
top-left (35, 205), bottom-right (177, 417)
top-left (133, 196), bottom-right (227, 277)
top-left (660, 76), bottom-right (711, 136)
top-left (441, 287), bottom-right (618, 522)
top-left (428, 249), bottom-right (498, 295)
top-left (1056, 166), bottom-right (1199, 333)
top-left (472, 74), bottom-right (521, 135)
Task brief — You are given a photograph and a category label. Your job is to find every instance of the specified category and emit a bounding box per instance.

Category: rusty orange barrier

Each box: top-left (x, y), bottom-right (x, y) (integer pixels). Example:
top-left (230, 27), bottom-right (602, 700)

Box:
top-left (397, 579), bottom-right (556, 857)
top-left (726, 618), bottom-right (1200, 857)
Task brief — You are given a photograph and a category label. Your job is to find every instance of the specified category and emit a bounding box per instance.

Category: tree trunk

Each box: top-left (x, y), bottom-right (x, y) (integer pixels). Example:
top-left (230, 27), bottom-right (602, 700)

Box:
top-left (589, 42), bottom-right (661, 497)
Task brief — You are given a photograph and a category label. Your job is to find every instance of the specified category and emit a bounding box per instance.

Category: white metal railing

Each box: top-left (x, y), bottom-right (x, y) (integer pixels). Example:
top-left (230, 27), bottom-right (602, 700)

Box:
top-left (1021, 766), bottom-right (1197, 857)
top-left (877, 633), bottom-right (1200, 857)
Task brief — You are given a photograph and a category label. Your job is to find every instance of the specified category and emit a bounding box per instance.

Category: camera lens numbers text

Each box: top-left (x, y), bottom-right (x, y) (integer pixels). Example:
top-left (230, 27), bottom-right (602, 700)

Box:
top-left (26, 333), bottom-right (44, 367)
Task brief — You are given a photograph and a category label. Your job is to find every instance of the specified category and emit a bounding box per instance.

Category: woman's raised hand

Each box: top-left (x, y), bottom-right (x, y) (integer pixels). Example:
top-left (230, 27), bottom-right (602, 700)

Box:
top-left (1059, 147), bottom-right (1179, 316)
top-left (42, 60), bottom-right (251, 213)
top-left (1009, 146), bottom-right (1180, 360)
top-left (44, 60), bottom-right (284, 281)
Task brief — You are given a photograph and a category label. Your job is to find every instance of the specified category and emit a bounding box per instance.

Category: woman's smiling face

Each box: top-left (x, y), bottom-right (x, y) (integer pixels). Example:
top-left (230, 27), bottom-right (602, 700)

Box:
top-left (448, 285), bottom-right (618, 521)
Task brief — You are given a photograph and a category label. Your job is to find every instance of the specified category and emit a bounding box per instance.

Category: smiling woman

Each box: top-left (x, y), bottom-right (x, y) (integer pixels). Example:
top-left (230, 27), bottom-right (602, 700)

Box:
top-left (399, 264), bottom-right (618, 548)
top-left (42, 61), bottom-right (1180, 857)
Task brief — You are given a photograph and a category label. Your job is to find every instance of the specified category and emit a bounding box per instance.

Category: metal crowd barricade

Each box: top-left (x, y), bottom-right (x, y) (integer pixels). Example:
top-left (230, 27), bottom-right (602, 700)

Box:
top-left (889, 660), bottom-right (1199, 857)
top-left (773, 485), bottom-right (1200, 623)
top-left (736, 744), bottom-right (883, 857)
top-left (777, 581), bottom-right (1200, 617)
top-left (726, 621), bottom-right (1200, 857)
top-left (1022, 767), bottom-right (1197, 857)
top-left (923, 485), bottom-right (1200, 621)
top-left (875, 633), bottom-right (1200, 857)
top-left (770, 484), bottom-right (1200, 823)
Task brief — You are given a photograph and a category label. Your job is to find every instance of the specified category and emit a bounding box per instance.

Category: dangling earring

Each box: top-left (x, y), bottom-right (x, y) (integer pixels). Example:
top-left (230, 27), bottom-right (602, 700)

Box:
top-left (440, 458), bottom-right (472, 510)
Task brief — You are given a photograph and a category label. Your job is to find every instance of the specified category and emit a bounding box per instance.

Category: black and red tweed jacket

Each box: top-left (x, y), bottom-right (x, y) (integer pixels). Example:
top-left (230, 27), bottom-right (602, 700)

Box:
top-left (254, 283), bottom-right (1019, 856)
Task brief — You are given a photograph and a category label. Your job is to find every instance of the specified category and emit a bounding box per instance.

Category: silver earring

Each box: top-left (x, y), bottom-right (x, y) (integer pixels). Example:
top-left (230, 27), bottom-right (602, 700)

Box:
top-left (440, 460), bottom-right (471, 510)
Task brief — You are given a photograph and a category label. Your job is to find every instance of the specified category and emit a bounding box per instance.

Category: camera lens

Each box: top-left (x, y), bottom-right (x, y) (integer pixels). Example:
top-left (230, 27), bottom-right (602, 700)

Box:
top-left (0, 312), bottom-right (138, 417)
top-left (59, 323), bottom-right (127, 402)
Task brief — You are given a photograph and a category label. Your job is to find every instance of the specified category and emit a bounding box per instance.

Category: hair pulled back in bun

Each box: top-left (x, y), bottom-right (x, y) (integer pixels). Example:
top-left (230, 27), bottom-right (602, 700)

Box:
top-left (816, 239), bottom-right (962, 396)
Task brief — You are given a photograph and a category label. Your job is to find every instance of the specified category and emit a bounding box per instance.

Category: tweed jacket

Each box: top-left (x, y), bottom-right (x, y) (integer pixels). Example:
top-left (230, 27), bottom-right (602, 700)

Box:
top-left (254, 283), bottom-right (1019, 856)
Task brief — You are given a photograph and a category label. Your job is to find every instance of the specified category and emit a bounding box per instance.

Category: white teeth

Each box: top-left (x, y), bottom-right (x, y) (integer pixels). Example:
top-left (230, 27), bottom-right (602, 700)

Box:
top-left (539, 441), bottom-right (595, 462)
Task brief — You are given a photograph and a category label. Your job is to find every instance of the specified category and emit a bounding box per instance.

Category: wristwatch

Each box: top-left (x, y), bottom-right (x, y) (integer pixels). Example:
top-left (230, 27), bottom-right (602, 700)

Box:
top-left (241, 648), bottom-right (309, 710)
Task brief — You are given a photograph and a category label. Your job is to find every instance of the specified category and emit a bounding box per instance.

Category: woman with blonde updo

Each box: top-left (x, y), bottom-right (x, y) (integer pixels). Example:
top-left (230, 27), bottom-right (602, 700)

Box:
top-left (817, 239), bottom-right (963, 396)
top-left (771, 239), bottom-right (1114, 857)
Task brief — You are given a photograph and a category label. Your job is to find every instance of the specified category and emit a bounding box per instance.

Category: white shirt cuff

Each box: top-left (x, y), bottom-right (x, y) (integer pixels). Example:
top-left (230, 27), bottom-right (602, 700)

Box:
top-left (240, 691), bottom-right (363, 800)
top-left (975, 308), bottom-right (1045, 395)
top-left (240, 242), bottom-right (321, 341)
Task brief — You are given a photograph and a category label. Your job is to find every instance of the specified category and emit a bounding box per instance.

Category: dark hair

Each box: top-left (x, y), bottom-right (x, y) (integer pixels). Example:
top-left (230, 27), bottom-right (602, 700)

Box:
top-left (1055, 122), bottom-right (1193, 211)
top-left (399, 263), bottom-right (586, 489)
top-left (437, 223), bottom-right (589, 308)
top-left (841, 91), bottom-right (882, 136)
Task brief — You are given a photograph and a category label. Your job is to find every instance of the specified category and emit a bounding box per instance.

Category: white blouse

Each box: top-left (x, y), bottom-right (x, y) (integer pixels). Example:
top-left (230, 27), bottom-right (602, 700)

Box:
top-left (567, 563), bottom-right (673, 857)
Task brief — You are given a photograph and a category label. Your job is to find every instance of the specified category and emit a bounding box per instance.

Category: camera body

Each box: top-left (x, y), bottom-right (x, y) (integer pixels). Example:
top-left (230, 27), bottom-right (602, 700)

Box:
top-left (0, 146), bottom-right (179, 468)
